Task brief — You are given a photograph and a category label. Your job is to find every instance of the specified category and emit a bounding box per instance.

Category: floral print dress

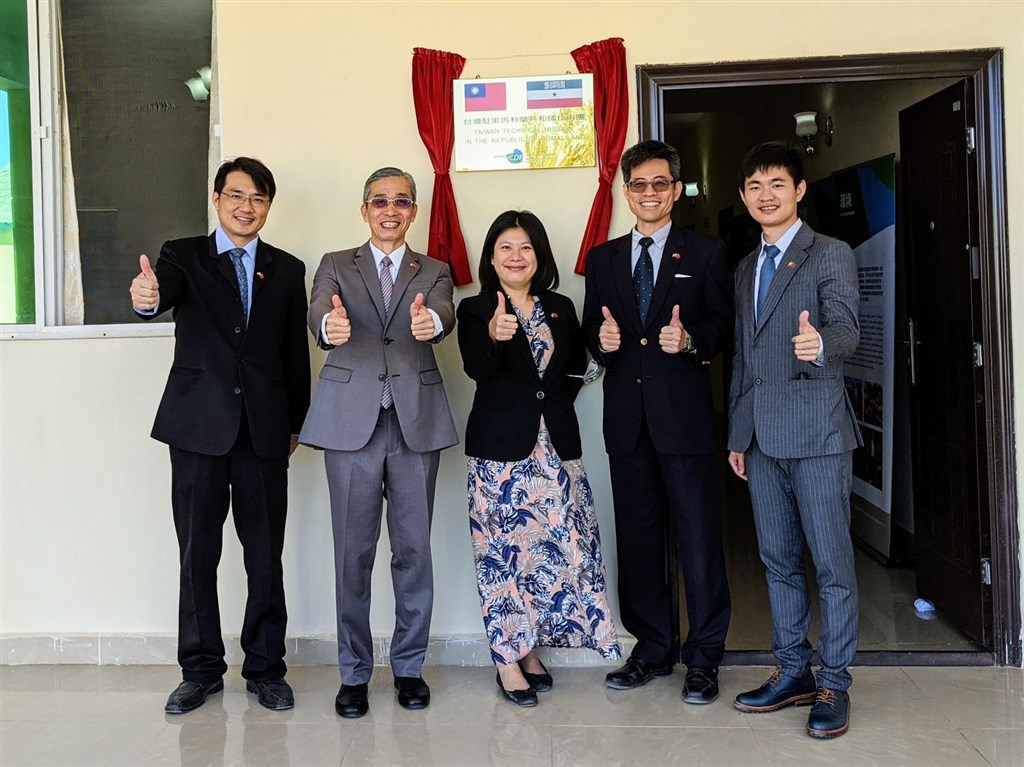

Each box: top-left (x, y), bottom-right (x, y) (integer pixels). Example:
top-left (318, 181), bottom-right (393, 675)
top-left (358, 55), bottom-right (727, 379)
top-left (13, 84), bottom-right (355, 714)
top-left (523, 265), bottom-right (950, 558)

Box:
top-left (467, 298), bottom-right (621, 665)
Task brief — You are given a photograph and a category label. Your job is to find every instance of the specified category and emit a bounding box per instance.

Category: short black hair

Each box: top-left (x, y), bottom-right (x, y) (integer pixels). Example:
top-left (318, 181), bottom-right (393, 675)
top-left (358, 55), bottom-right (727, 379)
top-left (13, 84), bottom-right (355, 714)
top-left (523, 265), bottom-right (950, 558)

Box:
top-left (478, 210), bottom-right (559, 296)
top-left (214, 157), bottom-right (277, 201)
top-left (620, 140), bottom-right (682, 183)
top-left (737, 142), bottom-right (805, 189)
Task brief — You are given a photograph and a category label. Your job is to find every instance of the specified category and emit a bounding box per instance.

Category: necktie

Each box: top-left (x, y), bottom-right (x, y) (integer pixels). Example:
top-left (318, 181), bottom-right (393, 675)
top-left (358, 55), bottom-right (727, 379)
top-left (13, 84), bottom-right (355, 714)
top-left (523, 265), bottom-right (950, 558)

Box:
top-left (379, 255), bottom-right (394, 408)
top-left (633, 236), bottom-right (655, 324)
top-left (756, 244), bottom-right (780, 321)
top-left (228, 248), bottom-right (249, 324)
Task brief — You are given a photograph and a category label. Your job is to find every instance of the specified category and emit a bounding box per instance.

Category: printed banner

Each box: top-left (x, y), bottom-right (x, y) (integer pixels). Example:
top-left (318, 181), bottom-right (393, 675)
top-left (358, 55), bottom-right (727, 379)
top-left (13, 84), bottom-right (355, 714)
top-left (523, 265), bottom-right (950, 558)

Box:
top-left (453, 75), bottom-right (595, 171)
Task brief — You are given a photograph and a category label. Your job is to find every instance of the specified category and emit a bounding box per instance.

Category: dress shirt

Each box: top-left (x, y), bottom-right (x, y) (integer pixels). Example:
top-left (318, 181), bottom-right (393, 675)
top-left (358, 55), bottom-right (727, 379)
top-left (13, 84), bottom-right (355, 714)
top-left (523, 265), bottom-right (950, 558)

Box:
top-left (630, 221), bottom-right (672, 280)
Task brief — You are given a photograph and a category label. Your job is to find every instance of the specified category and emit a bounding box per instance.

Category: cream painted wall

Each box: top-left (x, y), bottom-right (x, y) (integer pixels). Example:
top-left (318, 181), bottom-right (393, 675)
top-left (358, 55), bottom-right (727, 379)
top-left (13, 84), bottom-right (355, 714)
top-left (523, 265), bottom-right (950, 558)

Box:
top-left (2, 1), bottom-right (1022, 655)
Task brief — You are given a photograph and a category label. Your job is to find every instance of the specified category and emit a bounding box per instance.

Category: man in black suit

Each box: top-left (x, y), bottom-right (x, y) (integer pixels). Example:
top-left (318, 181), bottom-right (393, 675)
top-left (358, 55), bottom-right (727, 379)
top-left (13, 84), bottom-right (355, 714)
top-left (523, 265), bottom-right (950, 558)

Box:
top-left (130, 157), bottom-right (310, 714)
top-left (582, 140), bottom-right (732, 704)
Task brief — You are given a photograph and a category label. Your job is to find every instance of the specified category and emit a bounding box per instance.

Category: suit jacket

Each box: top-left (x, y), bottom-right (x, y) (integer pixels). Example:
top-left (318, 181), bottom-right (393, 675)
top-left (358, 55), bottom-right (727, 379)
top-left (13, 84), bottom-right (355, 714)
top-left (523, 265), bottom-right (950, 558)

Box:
top-left (458, 290), bottom-right (587, 462)
top-left (582, 226), bottom-right (732, 456)
top-left (143, 233), bottom-right (311, 459)
top-left (299, 243), bottom-right (458, 453)
top-left (727, 222), bottom-right (862, 459)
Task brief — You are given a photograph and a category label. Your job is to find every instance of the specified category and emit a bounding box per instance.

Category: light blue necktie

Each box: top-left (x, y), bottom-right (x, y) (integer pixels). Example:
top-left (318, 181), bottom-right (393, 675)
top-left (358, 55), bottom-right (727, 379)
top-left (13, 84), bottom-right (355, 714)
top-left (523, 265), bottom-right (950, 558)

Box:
top-left (228, 248), bottom-right (249, 324)
top-left (755, 244), bottom-right (780, 321)
top-left (633, 236), bottom-right (655, 324)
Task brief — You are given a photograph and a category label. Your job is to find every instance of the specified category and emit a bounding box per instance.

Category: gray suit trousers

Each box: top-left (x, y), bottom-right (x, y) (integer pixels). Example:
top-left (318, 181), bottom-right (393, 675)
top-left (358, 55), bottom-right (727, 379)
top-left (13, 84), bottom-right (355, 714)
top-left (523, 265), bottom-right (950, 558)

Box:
top-left (324, 407), bottom-right (440, 685)
top-left (746, 442), bottom-right (858, 691)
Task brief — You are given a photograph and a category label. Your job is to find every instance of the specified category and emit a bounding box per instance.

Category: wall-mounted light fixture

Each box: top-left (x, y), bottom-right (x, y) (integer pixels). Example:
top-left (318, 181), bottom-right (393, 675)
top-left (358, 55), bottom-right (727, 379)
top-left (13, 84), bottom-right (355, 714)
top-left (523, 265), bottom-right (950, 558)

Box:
top-left (185, 65), bottom-right (213, 102)
top-left (684, 181), bottom-right (707, 207)
top-left (793, 111), bottom-right (818, 156)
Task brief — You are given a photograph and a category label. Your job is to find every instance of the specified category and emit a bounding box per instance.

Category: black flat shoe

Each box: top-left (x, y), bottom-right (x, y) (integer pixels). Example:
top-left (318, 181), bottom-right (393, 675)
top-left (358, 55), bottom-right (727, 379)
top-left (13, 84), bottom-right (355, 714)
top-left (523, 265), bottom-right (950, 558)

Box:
top-left (165, 678), bottom-right (224, 714)
top-left (394, 676), bottom-right (430, 710)
top-left (605, 656), bottom-right (673, 690)
top-left (681, 666), bottom-right (719, 705)
top-left (518, 659), bottom-right (553, 692)
top-left (496, 671), bottom-right (537, 707)
top-left (335, 683), bottom-right (369, 718)
top-left (246, 678), bottom-right (294, 711)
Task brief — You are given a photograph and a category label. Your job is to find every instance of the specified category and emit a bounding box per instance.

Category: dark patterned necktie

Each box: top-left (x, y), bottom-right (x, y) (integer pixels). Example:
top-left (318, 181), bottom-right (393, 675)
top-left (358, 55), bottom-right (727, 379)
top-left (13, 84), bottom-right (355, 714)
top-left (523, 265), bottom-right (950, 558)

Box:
top-left (634, 236), bottom-right (655, 324)
top-left (228, 248), bottom-right (249, 324)
top-left (756, 244), bottom-right (779, 321)
top-left (379, 255), bottom-right (394, 408)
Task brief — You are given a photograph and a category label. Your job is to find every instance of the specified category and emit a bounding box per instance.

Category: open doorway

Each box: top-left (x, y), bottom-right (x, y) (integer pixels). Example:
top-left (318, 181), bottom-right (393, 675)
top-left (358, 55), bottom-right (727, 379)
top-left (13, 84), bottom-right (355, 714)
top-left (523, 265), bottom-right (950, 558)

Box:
top-left (640, 50), bottom-right (1019, 665)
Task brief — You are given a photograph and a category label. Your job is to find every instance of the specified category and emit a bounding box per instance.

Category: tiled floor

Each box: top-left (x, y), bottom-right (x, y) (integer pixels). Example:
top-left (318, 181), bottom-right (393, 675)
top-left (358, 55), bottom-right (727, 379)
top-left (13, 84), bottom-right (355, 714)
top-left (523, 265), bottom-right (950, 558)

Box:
top-left (1, 663), bottom-right (1021, 766)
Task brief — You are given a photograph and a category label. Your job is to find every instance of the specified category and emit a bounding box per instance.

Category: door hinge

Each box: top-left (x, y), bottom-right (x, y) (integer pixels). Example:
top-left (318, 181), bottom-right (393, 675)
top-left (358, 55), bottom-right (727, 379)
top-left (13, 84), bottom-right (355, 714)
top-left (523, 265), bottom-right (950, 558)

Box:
top-left (966, 126), bottom-right (976, 154)
top-left (981, 557), bottom-right (991, 586)
top-left (973, 342), bottom-right (983, 368)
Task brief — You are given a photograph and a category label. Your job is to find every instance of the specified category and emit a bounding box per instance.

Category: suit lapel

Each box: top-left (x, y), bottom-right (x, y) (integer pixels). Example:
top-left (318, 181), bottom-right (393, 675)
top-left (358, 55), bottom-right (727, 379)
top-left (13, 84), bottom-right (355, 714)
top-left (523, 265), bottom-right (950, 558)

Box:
top-left (206, 233), bottom-right (248, 327)
top-left (387, 249), bottom-right (422, 330)
top-left (612, 237), bottom-right (642, 335)
top-left (756, 224), bottom-right (814, 334)
top-left (646, 227), bottom-right (686, 327)
top-left (251, 240), bottom-right (275, 305)
top-left (355, 243), bottom-right (387, 325)
top-left (542, 294), bottom-right (568, 379)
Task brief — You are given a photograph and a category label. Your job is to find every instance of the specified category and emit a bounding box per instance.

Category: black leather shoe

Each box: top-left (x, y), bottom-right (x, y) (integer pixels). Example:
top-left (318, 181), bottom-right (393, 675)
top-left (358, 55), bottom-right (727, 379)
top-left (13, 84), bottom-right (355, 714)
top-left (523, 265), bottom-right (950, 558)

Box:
top-left (496, 671), bottom-right (537, 707)
top-left (335, 683), bottom-right (369, 719)
top-left (734, 667), bottom-right (817, 712)
top-left (245, 678), bottom-right (294, 711)
top-left (165, 679), bottom-right (224, 714)
top-left (682, 666), bottom-right (719, 704)
top-left (394, 676), bottom-right (430, 709)
top-left (519, 659), bottom-right (553, 692)
top-left (605, 656), bottom-right (673, 690)
top-left (807, 687), bottom-right (851, 739)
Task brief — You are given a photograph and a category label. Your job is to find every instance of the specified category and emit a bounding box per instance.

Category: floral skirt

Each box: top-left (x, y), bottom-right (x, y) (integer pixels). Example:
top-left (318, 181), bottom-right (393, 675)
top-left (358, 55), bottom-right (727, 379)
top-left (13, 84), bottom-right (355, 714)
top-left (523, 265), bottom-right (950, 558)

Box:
top-left (467, 424), bottom-right (621, 665)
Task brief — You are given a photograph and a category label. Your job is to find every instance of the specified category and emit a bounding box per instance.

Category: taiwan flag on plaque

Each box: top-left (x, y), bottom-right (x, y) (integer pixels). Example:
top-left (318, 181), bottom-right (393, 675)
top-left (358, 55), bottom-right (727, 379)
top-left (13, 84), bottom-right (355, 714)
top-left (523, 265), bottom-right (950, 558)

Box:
top-left (464, 82), bottom-right (507, 112)
top-left (526, 78), bottom-right (584, 109)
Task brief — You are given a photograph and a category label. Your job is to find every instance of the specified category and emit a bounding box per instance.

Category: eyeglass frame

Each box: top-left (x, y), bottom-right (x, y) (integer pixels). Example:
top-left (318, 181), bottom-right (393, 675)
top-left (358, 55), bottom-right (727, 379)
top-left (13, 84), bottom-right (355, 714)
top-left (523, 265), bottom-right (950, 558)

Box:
top-left (624, 177), bottom-right (679, 194)
top-left (219, 191), bottom-right (271, 209)
top-left (364, 196), bottom-right (416, 210)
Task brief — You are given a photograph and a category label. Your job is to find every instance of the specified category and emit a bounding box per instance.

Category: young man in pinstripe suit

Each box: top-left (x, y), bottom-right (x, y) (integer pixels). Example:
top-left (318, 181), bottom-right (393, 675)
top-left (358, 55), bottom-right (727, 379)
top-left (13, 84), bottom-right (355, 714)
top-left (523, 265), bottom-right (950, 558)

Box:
top-left (727, 143), bottom-right (861, 739)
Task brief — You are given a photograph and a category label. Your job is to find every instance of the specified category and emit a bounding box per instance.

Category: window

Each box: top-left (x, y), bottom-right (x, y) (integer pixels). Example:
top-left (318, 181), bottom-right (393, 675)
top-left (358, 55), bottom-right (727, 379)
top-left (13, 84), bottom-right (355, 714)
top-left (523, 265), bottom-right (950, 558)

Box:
top-left (2, 0), bottom-right (213, 335)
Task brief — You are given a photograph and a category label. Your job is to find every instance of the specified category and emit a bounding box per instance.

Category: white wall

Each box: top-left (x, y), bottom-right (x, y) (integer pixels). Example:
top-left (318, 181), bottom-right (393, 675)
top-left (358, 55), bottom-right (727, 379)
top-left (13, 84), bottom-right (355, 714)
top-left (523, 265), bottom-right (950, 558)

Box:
top-left (2, 0), bottom-right (1021, 658)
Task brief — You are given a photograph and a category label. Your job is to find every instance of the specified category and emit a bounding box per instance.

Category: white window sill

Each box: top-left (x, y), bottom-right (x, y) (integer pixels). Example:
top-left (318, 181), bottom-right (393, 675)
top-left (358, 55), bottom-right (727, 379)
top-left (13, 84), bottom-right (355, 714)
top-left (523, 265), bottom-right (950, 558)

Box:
top-left (2, 322), bottom-right (175, 341)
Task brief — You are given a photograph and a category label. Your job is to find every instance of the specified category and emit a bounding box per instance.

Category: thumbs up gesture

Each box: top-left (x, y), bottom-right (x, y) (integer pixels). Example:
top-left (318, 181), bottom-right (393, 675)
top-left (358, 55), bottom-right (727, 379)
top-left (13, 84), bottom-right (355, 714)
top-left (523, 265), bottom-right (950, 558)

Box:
top-left (325, 294), bottom-right (352, 346)
top-left (659, 304), bottom-right (690, 354)
top-left (488, 292), bottom-right (518, 343)
top-left (409, 292), bottom-right (437, 341)
top-left (130, 254), bottom-right (160, 311)
top-left (598, 305), bottom-right (620, 352)
top-left (791, 309), bottom-right (821, 361)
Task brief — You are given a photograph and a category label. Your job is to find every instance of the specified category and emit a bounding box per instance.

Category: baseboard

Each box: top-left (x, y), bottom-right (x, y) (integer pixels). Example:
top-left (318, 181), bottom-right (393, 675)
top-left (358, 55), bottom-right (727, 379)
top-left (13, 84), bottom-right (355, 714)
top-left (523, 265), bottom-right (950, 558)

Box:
top-left (0, 634), bottom-right (633, 667)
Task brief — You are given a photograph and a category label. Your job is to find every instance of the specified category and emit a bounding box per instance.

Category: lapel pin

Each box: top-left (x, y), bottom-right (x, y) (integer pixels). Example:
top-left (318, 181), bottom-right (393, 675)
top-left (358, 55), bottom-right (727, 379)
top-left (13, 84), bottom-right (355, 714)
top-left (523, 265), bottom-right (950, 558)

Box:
top-left (671, 252), bottom-right (681, 260)
top-left (256, 271), bottom-right (265, 279)
top-left (550, 312), bottom-right (559, 319)
top-left (786, 261), bottom-right (796, 269)
top-left (409, 262), bottom-right (419, 270)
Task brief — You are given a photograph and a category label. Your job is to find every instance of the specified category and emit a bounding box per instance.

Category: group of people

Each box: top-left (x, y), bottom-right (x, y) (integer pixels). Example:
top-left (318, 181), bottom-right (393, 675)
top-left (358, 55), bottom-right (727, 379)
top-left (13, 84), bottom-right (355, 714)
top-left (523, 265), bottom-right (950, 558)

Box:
top-left (130, 137), bottom-right (861, 740)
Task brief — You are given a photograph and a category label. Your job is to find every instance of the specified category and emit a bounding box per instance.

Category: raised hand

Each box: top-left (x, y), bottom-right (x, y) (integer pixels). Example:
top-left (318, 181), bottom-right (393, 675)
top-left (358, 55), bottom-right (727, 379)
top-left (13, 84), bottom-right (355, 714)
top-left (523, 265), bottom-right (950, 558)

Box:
top-left (325, 294), bottom-right (352, 346)
top-left (409, 292), bottom-right (436, 341)
top-left (659, 304), bottom-right (690, 354)
top-left (791, 310), bottom-right (821, 361)
top-left (598, 305), bottom-right (621, 352)
top-left (130, 254), bottom-right (160, 311)
top-left (489, 292), bottom-right (518, 343)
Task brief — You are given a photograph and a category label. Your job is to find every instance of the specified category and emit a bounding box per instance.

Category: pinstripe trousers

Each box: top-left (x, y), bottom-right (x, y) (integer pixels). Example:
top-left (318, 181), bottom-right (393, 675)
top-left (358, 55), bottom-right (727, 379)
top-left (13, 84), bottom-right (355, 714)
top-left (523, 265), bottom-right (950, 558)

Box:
top-left (746, 441), bottom-right (858, 691)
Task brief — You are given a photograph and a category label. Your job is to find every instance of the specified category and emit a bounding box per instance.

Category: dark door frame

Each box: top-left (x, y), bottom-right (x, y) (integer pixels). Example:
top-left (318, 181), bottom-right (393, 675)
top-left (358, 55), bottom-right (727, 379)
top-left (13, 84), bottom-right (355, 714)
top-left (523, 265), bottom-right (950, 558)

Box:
top-left (637, 49), bottom-right (1020, 667)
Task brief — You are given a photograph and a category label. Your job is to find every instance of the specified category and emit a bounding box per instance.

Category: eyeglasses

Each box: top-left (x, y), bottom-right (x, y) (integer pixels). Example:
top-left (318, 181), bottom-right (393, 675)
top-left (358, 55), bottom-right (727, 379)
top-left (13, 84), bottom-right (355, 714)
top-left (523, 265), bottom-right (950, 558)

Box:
top-left (365, 196), bottom-right (415, 210)
top-left (221, 191), bottom-right (270, 209)
top-left (625, 178), bottom-right (677, 194)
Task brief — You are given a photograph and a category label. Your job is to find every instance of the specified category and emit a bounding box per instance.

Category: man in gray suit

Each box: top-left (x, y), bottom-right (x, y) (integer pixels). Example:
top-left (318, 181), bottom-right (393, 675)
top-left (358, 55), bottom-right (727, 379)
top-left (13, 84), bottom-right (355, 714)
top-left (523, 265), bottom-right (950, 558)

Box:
top-left (727, 143), bottom-right (861, 739)
top-left (300, 167), bottom-right (458, 718)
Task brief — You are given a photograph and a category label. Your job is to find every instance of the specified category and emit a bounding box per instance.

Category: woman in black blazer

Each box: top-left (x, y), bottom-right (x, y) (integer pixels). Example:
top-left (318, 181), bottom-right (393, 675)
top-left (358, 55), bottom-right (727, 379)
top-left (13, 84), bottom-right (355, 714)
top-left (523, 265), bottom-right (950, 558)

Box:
top-left (457, 210), bottom-right (620, 707)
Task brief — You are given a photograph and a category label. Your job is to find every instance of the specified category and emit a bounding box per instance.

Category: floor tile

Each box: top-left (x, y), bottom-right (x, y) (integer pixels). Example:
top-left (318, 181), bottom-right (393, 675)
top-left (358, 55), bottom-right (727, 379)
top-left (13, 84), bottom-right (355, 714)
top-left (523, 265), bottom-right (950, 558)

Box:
top-left (552, 725), bottom-right (766, 767)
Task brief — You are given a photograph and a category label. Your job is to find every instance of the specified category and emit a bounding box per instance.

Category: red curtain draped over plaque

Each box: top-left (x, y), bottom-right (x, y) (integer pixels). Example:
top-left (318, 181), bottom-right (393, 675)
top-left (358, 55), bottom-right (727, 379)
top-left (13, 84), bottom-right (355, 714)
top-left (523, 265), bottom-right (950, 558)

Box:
top-left (412, 48), bottom-right (473, 286)
top-left (571, 38), bottom-right (628, 276)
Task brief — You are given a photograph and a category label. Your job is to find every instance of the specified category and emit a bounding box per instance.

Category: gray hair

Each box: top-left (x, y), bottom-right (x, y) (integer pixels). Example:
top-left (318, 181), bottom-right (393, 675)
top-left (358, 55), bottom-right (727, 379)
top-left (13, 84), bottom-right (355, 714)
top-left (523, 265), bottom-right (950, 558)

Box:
top-left (362, 167), bottom-right (417, 203)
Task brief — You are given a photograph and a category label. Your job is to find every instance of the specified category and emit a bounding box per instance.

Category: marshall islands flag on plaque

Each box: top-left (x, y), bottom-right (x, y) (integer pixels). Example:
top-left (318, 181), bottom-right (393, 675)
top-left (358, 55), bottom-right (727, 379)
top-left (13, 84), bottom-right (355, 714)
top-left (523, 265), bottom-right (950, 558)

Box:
top-left (453, 74), bottom-right (595, 171)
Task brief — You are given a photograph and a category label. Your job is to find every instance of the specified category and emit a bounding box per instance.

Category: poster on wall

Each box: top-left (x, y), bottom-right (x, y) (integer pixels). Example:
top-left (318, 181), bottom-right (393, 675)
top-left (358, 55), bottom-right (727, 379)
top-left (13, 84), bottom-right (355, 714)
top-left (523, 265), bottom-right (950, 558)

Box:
top-left (833, 155), bottom-right (897, 516)
top-left (453, 75), bottom-right (595, 171)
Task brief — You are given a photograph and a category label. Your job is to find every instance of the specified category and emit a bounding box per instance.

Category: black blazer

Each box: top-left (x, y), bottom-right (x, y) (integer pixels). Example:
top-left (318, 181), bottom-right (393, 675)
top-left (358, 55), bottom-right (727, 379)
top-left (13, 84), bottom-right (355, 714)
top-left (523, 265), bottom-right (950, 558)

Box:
top-left (582, 226), bottom-right (732, 456)
top-left (140, 233), bottom-right (311, 459)
top-left (458, 290), bottom-right (586, 461)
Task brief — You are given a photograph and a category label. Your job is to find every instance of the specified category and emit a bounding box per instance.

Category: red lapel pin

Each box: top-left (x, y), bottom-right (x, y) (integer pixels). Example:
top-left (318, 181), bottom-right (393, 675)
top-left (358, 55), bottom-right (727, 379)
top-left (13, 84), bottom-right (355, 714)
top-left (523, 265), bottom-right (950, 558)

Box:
top-left (256, 271), bottom-right (265, 279)
top-left (409, 262), bottom-right (419, 270)
top-left (550, 312), bottom-right (559, 319)
top-left (786, 261), bottom-right (796, 269)
top-left (671, 252), bottom-right (681, 260)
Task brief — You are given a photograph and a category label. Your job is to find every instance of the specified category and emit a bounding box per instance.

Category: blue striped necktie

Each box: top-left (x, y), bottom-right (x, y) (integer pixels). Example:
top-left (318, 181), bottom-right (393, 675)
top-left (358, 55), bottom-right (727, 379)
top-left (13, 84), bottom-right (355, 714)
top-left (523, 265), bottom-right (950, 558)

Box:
top-left (379, 255), bottom-right (394, 408)
top-left (228, 248), bottom-right (249, 324)
top-left (756, 244), bottom-right (779, 321)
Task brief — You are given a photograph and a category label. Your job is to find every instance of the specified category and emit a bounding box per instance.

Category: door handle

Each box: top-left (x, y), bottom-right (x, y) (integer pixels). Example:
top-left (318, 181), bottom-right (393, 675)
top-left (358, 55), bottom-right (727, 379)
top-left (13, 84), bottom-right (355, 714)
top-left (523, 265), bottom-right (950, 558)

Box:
top-left (904, 317), bottom-right (920, 386)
